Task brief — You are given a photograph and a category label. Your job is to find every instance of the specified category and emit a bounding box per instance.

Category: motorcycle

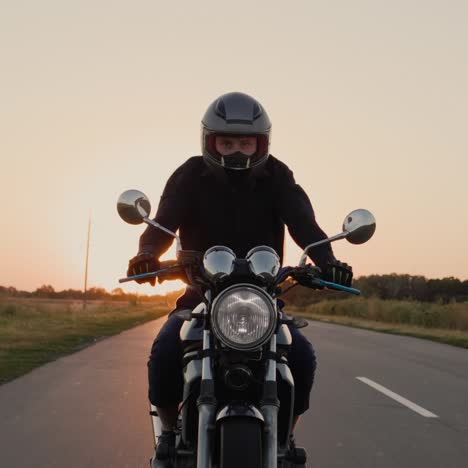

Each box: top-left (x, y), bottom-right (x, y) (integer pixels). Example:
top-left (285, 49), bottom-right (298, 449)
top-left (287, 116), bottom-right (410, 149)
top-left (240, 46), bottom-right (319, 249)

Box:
top-left (117, 189), bottom-right (376, 468)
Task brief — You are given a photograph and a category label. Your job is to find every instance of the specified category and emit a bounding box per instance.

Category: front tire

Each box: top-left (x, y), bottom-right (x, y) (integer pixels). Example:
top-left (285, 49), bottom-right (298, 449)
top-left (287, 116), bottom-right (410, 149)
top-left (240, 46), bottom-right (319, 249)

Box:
top-left (219, 417), bottom-right (262, 468)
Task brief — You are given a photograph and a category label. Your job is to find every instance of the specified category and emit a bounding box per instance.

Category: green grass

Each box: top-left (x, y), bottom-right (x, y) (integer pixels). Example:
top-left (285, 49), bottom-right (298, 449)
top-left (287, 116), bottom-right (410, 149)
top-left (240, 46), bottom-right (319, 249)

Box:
top-left (0, 298), bottom-right (169, 384)
top-left (290, 297), bottom-right (468, 348)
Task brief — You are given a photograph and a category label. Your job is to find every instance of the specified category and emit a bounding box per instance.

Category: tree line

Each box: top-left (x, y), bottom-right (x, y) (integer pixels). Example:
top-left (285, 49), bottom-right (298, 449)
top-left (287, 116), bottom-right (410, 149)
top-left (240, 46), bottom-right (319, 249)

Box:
top-left (283, 274), bottom-right (468, 306)
top-left (1, 274), bottom-right (467, 305)
top-left (0, 284), bottom-right (184, 305)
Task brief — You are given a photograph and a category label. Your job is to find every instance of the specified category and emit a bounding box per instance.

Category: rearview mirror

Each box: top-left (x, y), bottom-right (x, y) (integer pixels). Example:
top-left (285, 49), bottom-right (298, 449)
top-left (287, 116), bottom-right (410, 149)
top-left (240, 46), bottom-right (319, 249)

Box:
top-left (299, 208), bottom-right (376, 266)
top-left (117, 189), bottom-right (182, 253)
top-left (343, 209), bottom-right (376, 244)
top-left (117, 189), bottom-right (151, 225)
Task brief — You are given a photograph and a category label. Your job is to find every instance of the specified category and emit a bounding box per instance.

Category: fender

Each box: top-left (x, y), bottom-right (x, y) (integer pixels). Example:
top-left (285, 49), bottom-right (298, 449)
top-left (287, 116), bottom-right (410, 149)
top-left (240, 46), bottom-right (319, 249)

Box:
top-left (216, 404), bottom-right (265, 423)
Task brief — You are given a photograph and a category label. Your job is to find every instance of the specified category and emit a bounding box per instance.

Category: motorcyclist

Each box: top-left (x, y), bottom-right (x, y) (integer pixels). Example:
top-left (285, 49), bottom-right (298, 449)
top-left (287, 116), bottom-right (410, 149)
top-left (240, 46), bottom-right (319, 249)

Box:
top-left (127, 92), bottom-right (353, 468)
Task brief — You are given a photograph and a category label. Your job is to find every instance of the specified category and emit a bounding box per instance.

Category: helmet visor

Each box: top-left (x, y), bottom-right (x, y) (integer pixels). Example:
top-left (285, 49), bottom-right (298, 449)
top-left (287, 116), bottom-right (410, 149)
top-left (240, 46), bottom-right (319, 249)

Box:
top-left (206, 133), bottom-right (269, 169)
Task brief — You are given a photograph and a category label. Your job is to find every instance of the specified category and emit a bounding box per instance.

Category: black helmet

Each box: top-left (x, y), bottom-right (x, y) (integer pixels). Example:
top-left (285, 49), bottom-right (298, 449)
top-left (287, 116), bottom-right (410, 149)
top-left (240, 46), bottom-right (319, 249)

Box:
top-left (201, 92), bottom-right (272, 171)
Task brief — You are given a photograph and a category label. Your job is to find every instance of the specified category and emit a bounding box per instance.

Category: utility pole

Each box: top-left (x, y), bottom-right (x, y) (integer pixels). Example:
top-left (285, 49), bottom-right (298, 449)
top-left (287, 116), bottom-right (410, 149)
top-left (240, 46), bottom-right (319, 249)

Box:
top-left (83, 214), bottom-right (91, 310)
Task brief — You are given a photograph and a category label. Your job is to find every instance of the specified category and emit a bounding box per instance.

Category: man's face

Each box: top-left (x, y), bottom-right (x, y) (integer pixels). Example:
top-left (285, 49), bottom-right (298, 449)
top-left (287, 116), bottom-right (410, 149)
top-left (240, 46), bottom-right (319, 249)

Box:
top-left (215, 135), bottom-right (258, 157)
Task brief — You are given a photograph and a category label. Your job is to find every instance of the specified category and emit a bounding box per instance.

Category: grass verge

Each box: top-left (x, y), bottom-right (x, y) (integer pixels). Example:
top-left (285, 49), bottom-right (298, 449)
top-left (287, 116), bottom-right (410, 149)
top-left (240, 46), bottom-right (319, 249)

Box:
top-left (0, 299), bottom-right (169, 384)
top-left (290, 297), bottom-right (468, 349)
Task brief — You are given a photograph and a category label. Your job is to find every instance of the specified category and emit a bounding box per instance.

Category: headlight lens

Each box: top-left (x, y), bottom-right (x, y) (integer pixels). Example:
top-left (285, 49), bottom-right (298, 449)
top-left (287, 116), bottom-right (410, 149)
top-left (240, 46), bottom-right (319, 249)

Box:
top-left (246, 246), bottom-right (280, 281)
top-left (212, 285), bottom-right (277, 350)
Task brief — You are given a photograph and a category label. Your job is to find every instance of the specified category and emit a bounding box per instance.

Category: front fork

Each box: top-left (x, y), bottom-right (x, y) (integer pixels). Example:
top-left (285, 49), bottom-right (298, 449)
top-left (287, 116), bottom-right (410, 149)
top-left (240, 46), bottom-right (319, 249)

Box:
top-left (196, 329), bottom-right (217, 468)
top-left (261, 335), bottom-right (279, 468)
top-left (196, 329), bottom-right (280, 468)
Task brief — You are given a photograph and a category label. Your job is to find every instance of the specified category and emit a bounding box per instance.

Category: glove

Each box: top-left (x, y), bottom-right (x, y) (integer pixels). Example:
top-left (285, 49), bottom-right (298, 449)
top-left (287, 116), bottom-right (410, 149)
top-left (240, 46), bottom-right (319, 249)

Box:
top-left (323, 260), bottom-right (353, 287)
top-left (291, 265), bottom-right (322, 288)
top-left (127, 252), bottom-right (160, 286)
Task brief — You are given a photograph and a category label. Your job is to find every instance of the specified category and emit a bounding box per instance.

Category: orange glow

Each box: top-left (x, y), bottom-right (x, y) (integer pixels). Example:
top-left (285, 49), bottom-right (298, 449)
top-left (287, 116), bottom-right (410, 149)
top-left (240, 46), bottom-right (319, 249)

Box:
top-left (1, 2), bottom-right (467, 293)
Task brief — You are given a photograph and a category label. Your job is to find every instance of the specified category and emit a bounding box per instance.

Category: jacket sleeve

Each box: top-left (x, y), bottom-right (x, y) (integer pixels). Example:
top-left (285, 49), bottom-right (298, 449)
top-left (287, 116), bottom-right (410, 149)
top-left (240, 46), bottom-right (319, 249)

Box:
top-left (137, 163), bottom-right (189, 258)
top-left (276, 162), bottom-right (336, 270)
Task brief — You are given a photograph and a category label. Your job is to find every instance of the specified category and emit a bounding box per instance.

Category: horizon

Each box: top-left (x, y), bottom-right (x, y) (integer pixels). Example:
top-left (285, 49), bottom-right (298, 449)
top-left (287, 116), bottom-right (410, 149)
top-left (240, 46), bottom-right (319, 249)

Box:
top-left (2, 270), bottom-right (467, 295)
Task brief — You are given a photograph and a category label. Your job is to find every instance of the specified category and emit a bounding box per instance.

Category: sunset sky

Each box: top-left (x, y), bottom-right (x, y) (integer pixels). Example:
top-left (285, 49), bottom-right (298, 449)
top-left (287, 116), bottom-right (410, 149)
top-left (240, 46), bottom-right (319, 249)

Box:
top-left (1, 1), bottom-right (467, 295)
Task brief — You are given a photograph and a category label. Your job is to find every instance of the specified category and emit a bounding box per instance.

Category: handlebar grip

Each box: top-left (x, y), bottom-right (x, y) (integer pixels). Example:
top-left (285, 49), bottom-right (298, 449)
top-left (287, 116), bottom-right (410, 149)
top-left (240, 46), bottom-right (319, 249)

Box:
top-left (318, 279), bottom-right (361, 295)
top-left (118, 260), bottom-right (183, 284)
top-left (156, 264), bottom-right (186, 282)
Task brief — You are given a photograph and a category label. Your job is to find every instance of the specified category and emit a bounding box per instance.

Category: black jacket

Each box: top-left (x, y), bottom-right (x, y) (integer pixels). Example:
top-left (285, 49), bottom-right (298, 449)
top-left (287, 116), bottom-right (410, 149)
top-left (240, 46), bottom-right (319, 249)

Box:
top-left (139, 155), bottom-right (335, 270)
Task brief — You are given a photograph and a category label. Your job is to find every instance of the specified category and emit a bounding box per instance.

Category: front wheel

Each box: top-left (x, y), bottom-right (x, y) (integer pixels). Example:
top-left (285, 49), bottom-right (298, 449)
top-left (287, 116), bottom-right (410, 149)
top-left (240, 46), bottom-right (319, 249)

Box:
top-left (219, 417), bottom-right (262, 468)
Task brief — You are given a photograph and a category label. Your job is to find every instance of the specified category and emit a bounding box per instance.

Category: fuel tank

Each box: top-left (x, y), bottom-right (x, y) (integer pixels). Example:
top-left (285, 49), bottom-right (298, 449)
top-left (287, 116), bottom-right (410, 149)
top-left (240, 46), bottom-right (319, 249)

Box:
top-left (179, 302), bottom-right (205, 342)
top-left (277, 323), bottom-right (292, 346)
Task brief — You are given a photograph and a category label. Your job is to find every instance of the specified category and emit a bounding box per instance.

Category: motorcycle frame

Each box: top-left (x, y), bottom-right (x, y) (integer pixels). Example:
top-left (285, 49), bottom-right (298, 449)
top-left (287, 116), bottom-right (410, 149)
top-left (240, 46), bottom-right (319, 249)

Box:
top-left (178, 298), bottom-right (293, 468)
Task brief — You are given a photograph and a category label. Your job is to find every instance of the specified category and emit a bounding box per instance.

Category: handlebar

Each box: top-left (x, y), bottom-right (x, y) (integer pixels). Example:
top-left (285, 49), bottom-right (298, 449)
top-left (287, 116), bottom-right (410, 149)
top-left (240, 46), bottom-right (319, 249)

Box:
top-left (119, 256), bottom-right (361, 295)
top-left (118, 260), bottom-right (183, 284)
top-left (277, 265), bottom-right (361, 296)
top-left (317, 279), bottom-right (360, 295)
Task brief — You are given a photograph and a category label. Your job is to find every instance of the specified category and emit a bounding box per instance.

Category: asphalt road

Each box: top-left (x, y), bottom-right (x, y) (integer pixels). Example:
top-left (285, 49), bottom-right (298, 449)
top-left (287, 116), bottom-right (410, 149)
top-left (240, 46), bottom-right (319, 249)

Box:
top-left (0, 316), bottom-right (467, 468)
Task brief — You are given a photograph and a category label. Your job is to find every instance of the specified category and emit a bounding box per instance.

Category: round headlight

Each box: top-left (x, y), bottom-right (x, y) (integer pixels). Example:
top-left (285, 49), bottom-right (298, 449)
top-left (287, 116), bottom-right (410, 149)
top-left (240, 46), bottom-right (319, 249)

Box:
top-left (212, 285), bottom-right (277, 350)
top-left (203, 246), bottom-right (236, 281)
top-left (246, 246), bottom-right (280, 281)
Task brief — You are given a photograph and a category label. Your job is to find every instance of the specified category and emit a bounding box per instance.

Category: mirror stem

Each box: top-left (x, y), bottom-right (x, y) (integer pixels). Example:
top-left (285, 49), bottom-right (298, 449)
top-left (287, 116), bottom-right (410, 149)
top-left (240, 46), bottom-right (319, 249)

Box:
top-left (299, 231), bottom-right (348, 266)
top-left (143, 217), bottom-right (182, 253)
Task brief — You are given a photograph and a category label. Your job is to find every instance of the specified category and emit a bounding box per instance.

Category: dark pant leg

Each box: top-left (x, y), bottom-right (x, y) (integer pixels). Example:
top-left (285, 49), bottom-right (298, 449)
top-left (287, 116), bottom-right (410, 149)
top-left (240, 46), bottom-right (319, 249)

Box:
top-left (147, 313), bottom-right (185, 407)
top-left (287, 324), bottom-right (317, 415)
top-left (147, 288), bottom-right (201, 407)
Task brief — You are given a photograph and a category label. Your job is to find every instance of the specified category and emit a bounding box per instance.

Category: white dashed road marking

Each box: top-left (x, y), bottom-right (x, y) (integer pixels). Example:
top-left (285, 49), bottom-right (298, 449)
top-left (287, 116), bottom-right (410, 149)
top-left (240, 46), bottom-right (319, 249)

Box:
top-left (356, 377), bottom-right (439, 418)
